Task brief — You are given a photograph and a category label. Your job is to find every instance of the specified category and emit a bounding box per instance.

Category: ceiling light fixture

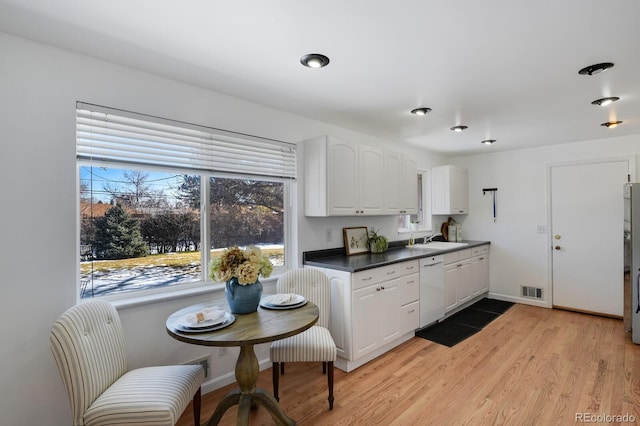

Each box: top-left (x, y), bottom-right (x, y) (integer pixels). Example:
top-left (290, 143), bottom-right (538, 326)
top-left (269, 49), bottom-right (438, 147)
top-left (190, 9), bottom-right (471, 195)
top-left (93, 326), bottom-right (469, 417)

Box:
top-left (481, 139), bottom-right (496, 145)
top-left (450, 125), bottom-right (468, 132)
top-left (411, 107), bottom-right (432, 115)
top-left (578, 62), bottom-right (614, 75)
top-left (300, 53), bottom-right (330, 68)
top-left (601, 121), bottom-right (622, 128)
top-left (591, 96), bottom-right (620, 106)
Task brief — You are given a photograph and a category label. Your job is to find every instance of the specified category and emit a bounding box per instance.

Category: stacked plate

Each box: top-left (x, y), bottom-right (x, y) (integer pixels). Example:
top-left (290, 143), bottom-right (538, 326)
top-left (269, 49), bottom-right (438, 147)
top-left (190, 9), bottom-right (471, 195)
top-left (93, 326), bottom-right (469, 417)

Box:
top-left (174, 309), bottom-right (235, 333)
top-left (260, 293), bottom-right (307, 310)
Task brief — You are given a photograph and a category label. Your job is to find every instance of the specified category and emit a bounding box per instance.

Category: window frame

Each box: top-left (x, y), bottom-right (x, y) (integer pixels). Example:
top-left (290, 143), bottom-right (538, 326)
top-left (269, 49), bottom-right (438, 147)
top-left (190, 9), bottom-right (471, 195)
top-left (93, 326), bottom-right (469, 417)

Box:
top-left (77, 163), bottom-right (293, 303)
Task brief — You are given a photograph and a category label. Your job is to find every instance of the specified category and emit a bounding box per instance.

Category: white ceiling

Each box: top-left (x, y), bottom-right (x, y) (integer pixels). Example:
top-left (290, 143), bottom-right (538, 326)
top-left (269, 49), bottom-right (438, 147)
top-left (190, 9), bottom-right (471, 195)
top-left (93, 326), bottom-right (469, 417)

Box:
top-left (1, 0), bottom-right (639, 154)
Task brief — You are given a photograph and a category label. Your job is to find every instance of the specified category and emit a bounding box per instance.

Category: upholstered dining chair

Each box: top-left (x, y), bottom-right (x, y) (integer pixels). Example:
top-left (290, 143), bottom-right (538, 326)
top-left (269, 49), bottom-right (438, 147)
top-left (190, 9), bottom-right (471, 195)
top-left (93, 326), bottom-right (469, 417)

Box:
top-left (50, 300), bottom-right (204, 426)
top-left (270, 268), bottom-right (337, 409)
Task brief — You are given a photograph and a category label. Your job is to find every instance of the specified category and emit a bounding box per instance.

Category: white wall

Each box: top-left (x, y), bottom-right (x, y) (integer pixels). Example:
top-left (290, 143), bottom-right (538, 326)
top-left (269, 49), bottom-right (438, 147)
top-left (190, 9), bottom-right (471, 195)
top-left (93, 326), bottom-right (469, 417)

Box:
top-left (451, 137), bottom-right (639, 305)
top-left (0, 33), bottom-right (441, 425)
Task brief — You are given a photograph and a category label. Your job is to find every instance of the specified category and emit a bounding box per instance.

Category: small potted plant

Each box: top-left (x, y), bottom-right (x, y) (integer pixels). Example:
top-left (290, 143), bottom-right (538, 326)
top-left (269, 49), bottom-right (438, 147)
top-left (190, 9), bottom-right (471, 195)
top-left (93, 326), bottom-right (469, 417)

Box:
top-left (368, 228), bottom-right (389, 254)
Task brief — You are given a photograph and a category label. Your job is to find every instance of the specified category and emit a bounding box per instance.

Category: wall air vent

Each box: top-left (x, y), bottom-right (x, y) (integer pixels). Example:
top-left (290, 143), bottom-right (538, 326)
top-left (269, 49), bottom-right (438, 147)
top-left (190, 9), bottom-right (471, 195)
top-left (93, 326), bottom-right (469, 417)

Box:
top-left (521, 286), bottom-right (543, 299)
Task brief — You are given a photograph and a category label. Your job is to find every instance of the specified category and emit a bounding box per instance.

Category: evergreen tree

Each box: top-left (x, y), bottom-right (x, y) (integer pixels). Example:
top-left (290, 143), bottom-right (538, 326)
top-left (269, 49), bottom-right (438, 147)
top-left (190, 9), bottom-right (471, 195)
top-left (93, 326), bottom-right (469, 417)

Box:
top-left (94, 205), bottom-right (147, 260)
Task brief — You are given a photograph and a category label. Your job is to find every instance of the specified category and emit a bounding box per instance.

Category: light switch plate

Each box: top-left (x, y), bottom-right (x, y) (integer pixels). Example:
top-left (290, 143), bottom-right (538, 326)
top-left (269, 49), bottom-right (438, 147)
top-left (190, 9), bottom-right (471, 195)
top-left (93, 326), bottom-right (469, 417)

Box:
top-left (537, 225), bottom-right (547, 234)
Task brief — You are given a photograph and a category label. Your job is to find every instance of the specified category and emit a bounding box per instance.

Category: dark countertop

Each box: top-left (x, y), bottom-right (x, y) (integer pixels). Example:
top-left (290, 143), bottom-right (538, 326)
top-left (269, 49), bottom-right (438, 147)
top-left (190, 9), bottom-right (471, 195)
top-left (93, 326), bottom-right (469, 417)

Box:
top-left (303, 240), bottom-right (490, 272)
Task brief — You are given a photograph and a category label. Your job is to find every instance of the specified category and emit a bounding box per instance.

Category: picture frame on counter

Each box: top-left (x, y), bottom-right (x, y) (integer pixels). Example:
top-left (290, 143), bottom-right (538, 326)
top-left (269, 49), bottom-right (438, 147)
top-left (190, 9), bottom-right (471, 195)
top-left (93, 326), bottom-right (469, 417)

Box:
top-left (343, 226), bottom-right (369, 255)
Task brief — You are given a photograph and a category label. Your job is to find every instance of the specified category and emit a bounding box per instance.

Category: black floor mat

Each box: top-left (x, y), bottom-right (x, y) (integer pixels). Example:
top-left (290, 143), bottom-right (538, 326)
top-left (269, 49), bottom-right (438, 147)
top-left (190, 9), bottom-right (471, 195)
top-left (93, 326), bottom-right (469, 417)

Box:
top-left (415, 321), bottom-right (480, 347)
top-left (415, 298), bottom-right (514, 347)
top-left (469, 297), bottom-right (514, 315)
top-left (448, 308), bottom-right (498, 329)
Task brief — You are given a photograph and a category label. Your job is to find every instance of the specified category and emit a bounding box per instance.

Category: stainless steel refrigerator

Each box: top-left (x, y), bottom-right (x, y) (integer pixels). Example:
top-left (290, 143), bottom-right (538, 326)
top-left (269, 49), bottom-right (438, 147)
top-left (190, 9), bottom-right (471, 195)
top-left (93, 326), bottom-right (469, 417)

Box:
top-left (623, 183), bottom-right (640, 343)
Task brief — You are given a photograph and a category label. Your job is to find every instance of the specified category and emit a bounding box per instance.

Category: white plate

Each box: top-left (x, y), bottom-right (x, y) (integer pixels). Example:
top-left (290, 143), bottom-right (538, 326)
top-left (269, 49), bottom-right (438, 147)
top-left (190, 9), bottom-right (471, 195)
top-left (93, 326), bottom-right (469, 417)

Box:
top-left (174, 312), bottom-right (235, 333)
top-left (178, 309), bottom-right (228, 329)
top-left (261, 293), bottom-right (306, 307)
top-left (260, 299), bottom-right (308, 310)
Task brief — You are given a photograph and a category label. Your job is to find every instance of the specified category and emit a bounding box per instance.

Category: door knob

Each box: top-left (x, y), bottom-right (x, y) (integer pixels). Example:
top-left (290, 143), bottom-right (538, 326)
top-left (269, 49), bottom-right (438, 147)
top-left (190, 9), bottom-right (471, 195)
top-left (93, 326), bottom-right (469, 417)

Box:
top-left (554, 234), bottom-right (562, 240)
top-left (555, 245), bottom-right (561, 250)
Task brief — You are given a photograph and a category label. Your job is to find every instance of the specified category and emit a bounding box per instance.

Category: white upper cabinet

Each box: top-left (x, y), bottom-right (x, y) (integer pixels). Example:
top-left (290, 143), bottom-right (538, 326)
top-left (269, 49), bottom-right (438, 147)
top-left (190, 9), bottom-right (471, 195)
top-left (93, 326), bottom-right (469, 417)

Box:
top-left (305, 136), bottom-right (415, 217)
top-left (304, 135), bottom-right (383, 216)
top-left (383, 151), bottom-right (402, 214)
top-left (383, 150), bottom-right (418, 215)
top-left (357, 144), bottom-right (385, 215)
top-left (431, 165), bottom-right (469, 215)
top-left (401, 156), bottom-right (418, 214)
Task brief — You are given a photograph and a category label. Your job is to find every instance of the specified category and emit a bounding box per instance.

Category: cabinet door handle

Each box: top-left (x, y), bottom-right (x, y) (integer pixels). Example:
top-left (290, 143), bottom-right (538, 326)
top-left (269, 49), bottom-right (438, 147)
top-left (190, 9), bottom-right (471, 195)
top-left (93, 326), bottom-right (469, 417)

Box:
top-left (380, 286), bottom-right (385, 290)
top-left (406, 280), bottom-right (415, 284)
top-left (457, 263), bottom-right (463, 267)
top-left (387, 271), bottom-right (395, 275)
top-left (408, 309), bottom-right (415, 314)
top-left (406, 266), bottom-right (415, 270)
top-left (362, 276), bottom-right (373, 281)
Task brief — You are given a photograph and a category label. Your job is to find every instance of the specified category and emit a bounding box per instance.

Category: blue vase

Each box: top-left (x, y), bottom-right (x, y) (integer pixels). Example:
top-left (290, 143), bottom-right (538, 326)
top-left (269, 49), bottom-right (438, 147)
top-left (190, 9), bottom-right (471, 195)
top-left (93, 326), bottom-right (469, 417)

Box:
top-left (225, 277), bottom-right (263, 314)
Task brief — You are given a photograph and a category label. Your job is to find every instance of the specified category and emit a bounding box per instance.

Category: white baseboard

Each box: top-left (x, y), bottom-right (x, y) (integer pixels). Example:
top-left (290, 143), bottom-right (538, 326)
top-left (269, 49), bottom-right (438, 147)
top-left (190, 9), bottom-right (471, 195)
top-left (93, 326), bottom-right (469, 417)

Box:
top-left (487, 291), bottom-right (551, 308)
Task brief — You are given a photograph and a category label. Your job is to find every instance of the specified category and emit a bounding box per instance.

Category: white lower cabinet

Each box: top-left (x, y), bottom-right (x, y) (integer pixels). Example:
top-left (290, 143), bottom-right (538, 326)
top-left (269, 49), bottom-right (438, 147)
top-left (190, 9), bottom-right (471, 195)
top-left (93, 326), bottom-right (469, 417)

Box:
top-left (314, 260), bottom-right (419, 372)
top-left (471, 245), bottom-right (490, 296)
top-left (352, 278), bottom-right (400, 358)
top-left (309, 244), bottom-right (489, 371)
top-left (444, 245), bottom-right (490, 314)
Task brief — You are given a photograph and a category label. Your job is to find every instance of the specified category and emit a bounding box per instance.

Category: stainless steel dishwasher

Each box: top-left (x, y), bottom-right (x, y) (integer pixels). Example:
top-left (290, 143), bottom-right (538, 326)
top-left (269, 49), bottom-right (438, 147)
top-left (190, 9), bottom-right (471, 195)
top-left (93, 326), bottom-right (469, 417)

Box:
top-left (419, 255), bottom-right (445, 328)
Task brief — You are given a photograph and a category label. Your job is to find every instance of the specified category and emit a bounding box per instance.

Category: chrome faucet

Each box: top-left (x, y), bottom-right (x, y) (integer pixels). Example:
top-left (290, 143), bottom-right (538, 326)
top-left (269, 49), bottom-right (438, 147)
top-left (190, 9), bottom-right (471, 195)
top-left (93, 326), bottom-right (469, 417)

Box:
top-left (422, 233), bottom-right (442, 244)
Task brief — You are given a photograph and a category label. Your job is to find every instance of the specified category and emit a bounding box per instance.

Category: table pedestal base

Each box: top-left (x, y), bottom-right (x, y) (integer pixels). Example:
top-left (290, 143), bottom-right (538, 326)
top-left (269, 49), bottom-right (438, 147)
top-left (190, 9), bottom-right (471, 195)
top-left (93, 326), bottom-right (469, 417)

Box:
top-left (204, 343), bottom-right (295, 426)
top-left (206, 387), bottom-right (295, 426)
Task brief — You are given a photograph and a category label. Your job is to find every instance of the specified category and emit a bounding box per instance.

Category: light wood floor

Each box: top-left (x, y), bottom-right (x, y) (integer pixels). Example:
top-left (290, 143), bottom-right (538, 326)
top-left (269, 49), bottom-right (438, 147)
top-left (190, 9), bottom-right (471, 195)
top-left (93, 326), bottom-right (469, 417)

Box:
top-left (176, 304), bottom-right (640, 425)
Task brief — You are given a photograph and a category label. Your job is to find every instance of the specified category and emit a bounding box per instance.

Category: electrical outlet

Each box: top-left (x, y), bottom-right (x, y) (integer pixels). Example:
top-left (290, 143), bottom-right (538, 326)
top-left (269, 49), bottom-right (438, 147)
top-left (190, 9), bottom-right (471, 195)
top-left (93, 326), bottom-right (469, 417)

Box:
top-left (218, 347), bottom-right (228, 356)
top-left (326, 228), bottom-right (333, 242)
top-left (537, 225), bottom-right (547, 234)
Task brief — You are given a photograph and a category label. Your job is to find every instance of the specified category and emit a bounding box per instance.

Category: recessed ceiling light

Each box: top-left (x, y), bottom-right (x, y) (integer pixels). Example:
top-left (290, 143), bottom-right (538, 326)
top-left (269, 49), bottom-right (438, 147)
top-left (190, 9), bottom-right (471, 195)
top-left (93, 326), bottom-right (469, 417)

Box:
top-left (481, 139), bottom-right (496, 145)
top-left (578, 62), bottom-right (614, 75)
top-left (591, 97), bottom-right (620, 106)
top-left (300, 53), bottom-right (330, 68)
top-left (411, 107), bottom-right (432, 115)
top-left (450, 125), bottom-right (468, 132)
top-left (601, 121), bottom-right (622, 128)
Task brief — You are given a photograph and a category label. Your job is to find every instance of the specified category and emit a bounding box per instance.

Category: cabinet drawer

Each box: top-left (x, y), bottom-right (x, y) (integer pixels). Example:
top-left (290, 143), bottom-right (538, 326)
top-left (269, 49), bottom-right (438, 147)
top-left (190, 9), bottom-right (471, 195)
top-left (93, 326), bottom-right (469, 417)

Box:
top-left (399, 273), bottom-right (419, 305)
top-left (353, 260), bottom-right (419, 290)
top-left (397, 260), bottom-right (419, 276)
top-left (399, 300), bottom-right (419, 334)
top-left (471, 245), bottom-right (489, 257)
top-left (353, 267), bottom-right (386, 289)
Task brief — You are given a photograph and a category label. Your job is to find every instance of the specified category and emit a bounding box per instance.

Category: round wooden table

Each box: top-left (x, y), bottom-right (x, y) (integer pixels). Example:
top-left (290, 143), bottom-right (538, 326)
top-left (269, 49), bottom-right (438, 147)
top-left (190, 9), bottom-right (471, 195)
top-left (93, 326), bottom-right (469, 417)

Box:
top-left (166, 300), bottom-right (319, 426)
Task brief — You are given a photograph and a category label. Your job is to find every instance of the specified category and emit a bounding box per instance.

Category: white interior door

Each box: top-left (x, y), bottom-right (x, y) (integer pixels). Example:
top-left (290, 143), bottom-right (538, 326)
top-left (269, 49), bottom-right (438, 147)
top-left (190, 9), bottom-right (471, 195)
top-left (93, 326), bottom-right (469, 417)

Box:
top-left (551, 159), bottom-right (629, 316)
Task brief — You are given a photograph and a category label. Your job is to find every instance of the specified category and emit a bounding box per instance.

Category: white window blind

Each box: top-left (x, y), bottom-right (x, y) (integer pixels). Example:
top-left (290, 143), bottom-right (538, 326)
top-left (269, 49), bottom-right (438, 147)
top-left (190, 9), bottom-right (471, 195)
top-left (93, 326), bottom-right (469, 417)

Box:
top-left (76, 102), bottom-right (296, 179)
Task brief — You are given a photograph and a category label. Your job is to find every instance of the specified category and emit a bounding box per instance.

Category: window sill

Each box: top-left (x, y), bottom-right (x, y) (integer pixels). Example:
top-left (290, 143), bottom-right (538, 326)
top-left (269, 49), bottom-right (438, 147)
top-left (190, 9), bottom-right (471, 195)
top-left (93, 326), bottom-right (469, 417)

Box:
top-left (105, 275), bottom-right (280, 310)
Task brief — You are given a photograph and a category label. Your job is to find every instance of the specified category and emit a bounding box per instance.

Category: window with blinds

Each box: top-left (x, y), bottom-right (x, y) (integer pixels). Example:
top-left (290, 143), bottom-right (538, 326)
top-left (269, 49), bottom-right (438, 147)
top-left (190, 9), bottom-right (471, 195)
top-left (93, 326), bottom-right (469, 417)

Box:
top-left (76, 102), bottom-right (296, 179)
top-left (77, 102), bottom-right (293, 299)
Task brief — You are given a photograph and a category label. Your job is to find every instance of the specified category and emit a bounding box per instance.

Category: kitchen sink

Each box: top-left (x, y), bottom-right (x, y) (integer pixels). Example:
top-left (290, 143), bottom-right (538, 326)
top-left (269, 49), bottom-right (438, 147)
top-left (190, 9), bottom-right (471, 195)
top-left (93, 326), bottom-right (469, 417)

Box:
top-left (408, 242), bottom-right (469, 250)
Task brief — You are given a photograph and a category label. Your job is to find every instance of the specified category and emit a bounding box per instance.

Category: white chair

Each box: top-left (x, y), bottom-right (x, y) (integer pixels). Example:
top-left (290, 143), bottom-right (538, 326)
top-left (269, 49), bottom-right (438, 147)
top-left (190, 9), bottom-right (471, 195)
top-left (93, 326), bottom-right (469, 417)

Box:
top-left (50, 300), bottom-right (204, 426)
top-left (270, 269), bottom-right (337, 409)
